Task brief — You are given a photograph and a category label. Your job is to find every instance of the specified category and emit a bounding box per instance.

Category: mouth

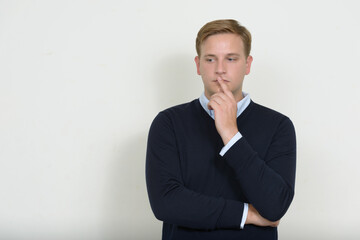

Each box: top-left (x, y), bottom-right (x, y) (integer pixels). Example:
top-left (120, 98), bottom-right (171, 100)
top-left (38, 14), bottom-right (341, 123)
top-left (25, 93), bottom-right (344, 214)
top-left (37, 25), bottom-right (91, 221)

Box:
top-left (213, 79), bottom-right (230, 83)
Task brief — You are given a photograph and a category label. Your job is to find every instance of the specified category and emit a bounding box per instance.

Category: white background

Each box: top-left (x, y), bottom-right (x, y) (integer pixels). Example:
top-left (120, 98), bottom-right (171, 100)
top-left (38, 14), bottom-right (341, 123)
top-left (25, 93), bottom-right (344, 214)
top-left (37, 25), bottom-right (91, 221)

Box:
top-left (1, 0), bottom-right (359, 239)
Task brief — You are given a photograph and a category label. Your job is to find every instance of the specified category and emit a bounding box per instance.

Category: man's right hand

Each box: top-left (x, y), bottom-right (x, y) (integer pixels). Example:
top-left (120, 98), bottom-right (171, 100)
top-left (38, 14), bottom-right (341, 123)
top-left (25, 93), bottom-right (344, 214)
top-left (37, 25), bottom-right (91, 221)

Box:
top-left (245, 204), bottom-right (280, 227)
top-left (207, 77), bottom-right (239, 146)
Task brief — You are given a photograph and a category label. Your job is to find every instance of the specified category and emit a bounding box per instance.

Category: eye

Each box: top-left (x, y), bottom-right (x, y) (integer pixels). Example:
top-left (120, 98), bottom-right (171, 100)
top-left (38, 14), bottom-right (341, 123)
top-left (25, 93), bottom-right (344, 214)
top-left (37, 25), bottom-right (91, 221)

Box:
top-left (227, 57), bottom-right (237, 62)
top-left (205, 58), bottom-right (214, 62)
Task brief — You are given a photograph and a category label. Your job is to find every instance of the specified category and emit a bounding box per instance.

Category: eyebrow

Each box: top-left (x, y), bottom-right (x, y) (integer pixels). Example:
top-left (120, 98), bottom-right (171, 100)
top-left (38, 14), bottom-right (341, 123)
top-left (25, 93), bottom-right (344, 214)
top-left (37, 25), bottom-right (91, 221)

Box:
top-left (203, 54), bottom-right (217, 58)
top-left (226, 53), bottom-right (241, 57)
top-left (203, 53), bottom-right (241, 58)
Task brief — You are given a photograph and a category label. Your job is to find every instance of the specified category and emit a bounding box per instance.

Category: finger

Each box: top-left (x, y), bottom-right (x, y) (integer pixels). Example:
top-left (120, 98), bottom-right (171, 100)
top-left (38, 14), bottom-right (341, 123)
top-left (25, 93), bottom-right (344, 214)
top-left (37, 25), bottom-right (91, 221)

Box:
top-left (209, 96), bottom-right (224, 106)
top-left (210, 92), bottom-right (227, 102)
top-left (211, 92), bottom-right (233, 106)
top-left (207, 94), bottom-right (226, 111)
top-left (217, 77), bottom-right (235, 99)
top-left (217, 77), bottom-right (229, 92)
top-left (215, 83), bottom-right (221, 93)
top-left (207, 100), bottom-right (220, 111)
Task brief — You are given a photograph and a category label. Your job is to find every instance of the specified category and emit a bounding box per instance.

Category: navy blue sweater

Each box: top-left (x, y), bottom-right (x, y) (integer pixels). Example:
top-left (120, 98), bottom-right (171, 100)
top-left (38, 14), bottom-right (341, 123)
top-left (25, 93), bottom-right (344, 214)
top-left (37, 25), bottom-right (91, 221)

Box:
top-left (146, 99), bottom-right (296, 240)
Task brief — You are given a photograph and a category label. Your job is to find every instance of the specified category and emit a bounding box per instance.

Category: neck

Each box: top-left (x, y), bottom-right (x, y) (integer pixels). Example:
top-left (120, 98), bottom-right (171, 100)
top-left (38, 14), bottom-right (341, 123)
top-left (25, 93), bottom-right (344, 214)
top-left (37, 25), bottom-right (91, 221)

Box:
top-left (233, 91), bottom-right (244, 102)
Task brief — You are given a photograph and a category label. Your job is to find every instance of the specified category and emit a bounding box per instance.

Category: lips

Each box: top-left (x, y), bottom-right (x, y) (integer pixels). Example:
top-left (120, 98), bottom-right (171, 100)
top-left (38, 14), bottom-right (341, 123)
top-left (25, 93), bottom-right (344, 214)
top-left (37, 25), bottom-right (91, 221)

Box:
top-left (213, 79), bottom-right (230, 82)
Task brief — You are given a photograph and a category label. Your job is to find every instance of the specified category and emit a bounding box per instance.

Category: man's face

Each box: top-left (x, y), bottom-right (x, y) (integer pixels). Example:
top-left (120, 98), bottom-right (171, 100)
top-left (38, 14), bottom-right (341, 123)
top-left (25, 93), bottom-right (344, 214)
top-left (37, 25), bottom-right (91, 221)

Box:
top-left (195, 33), bottom-right (253, 102)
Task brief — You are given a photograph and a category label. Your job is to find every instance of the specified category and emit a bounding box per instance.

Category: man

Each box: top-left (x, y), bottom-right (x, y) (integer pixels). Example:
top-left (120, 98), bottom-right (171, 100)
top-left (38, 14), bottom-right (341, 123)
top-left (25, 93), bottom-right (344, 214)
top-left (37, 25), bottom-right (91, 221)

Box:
top-left (146, 19), bottom-right (296, 240)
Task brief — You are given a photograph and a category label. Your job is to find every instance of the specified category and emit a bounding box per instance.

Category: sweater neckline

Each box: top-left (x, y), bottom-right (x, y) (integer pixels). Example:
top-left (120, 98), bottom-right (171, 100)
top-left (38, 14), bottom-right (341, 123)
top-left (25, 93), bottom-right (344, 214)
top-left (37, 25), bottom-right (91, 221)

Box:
top-left (195, 98), bottom-right (255, 123)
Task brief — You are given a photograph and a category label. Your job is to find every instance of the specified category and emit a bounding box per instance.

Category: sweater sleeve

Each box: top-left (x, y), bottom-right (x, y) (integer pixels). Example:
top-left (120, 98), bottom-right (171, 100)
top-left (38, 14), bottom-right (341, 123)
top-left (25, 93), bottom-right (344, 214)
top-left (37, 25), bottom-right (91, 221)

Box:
top-left (223, 117), bottom-right (296, 221)
top-left (146, 112), bottom-right (245, 230)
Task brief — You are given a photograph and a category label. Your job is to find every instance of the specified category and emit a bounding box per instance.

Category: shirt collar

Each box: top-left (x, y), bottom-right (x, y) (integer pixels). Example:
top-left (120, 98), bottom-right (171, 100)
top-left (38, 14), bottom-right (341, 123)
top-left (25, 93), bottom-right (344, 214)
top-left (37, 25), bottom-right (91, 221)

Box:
top-left (199, 92), bottom-right (251, 119)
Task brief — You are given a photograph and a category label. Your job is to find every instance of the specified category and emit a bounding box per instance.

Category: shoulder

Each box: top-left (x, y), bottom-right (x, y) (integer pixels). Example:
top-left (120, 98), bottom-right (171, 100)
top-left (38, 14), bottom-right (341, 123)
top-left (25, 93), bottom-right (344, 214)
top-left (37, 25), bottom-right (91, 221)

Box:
top-left (251, 101), bottom-right (285, 117)
top-left (249, 101), bottom-right (295, 133)
top-left (150, 99), bottom-right (199, 129)
top-left (156, 99), bottom-right (199, 121)
top-left (250, 101), bottom-right (291, 122)
top-left (161, 99), bottom-right (199, 115)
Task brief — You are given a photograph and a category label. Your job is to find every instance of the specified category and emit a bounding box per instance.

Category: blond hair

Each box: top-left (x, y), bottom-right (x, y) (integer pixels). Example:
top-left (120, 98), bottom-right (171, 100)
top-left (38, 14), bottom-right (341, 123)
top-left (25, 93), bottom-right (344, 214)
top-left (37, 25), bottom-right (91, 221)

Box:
top-left (196, 19), bottom-right (252, 57)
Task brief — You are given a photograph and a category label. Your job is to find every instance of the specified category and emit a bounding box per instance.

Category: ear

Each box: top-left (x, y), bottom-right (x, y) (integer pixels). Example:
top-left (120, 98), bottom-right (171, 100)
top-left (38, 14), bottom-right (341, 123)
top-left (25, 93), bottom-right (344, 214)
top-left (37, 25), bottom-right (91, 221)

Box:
top-left (245, 55), bottom-right (253, 75)
top-left (195, 56), bottom-right (201, 75)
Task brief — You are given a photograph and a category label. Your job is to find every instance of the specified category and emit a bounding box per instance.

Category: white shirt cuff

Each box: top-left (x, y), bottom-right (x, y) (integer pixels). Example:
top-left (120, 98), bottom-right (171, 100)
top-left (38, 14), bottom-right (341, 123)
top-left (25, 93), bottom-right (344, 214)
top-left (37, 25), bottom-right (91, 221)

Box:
top-left (219, 132), bottom-right (242, 156)
top-left (240, 203), bottom-right (248, 229)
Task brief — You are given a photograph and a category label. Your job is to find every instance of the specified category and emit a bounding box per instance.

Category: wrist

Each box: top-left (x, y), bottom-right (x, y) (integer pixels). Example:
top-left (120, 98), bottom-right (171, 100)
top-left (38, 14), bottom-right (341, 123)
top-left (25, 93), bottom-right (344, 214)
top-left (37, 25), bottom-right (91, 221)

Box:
top-left (245, 205), bottom-right (254, 225)
top-left (221, 129), bottom-right (238, 145)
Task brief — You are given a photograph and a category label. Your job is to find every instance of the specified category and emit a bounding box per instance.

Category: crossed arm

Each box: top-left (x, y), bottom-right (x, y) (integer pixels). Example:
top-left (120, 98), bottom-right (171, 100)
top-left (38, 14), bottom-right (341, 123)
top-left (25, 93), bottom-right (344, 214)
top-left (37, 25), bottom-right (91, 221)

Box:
top-left (207, 77), bottom-right (285, 226)
top-left (146, 77), bottom-right (296, 230)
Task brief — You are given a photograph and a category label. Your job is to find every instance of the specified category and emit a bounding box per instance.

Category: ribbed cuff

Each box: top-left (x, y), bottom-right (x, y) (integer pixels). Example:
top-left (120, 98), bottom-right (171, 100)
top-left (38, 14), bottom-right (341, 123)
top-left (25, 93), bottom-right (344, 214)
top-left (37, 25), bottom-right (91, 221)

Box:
top-left (216, 199), bottom-right (244, 229)
top-left (219, 132), bottom-right (242, 156)
top-left (223, 137), bottom-right (256, 172)
top-left (240, 203), bottom-right (248, 229)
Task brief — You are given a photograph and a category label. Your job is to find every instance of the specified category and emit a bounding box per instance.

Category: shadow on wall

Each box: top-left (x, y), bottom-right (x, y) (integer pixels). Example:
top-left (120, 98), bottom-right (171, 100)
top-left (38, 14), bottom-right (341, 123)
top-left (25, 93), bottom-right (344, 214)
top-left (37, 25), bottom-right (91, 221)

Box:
top-left (152, 53), bottom-right (203, 109)
top-left (103, 132), bottom-right (161, 240)
top-left (101, 54), bottom-right (200, 239)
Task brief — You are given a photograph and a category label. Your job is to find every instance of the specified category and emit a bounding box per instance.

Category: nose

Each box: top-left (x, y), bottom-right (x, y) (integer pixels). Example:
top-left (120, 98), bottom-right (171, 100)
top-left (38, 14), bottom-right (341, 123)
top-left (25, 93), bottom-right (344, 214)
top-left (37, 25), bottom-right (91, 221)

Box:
top-left (215, 59), bottom-right (226, 75)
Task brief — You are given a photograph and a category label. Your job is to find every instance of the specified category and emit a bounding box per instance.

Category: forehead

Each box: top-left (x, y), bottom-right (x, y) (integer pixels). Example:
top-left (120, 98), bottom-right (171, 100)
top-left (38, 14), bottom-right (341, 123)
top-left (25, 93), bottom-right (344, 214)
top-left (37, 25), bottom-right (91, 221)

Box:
top-left (201, 33), bottom-right (244, 55)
